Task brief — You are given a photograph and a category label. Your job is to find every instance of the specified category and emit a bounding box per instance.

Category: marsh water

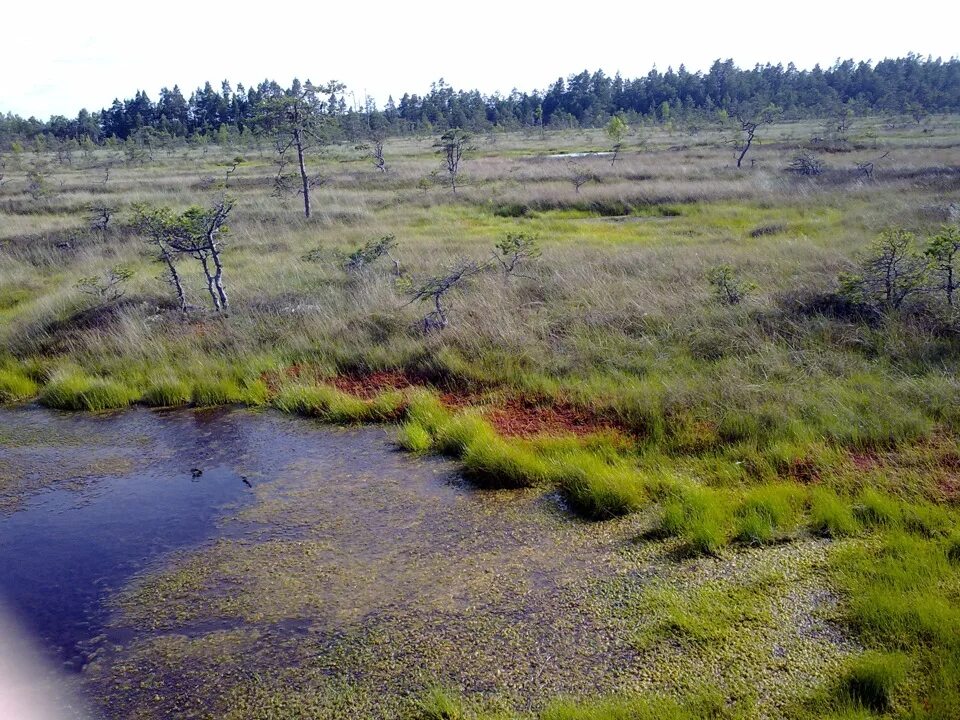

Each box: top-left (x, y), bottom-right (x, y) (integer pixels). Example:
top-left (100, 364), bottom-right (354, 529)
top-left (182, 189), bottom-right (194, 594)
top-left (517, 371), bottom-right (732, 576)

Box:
top-left (0, 406), bottom-right (854, 718)
top-left (0, 406), bottom-right (619, 711)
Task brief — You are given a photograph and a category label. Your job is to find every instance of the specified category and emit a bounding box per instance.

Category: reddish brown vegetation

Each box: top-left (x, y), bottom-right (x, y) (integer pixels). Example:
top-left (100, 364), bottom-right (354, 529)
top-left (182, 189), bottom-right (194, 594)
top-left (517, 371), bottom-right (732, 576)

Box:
top-left (330, 370), bottom-right (415, 399)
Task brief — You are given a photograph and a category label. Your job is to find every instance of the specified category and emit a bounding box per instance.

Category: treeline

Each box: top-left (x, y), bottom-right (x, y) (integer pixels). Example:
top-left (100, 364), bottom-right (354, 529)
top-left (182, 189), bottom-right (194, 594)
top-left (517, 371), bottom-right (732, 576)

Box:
top-left (2, 55), bottom-right (959, 147)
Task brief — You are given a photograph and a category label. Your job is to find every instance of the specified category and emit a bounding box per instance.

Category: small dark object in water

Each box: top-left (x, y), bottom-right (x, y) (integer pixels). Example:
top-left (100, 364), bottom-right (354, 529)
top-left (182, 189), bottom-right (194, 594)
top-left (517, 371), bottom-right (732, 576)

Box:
top-left (241, 476), bottom-right (252, 488)
top-left (191, 468), bottom-right (203, 478)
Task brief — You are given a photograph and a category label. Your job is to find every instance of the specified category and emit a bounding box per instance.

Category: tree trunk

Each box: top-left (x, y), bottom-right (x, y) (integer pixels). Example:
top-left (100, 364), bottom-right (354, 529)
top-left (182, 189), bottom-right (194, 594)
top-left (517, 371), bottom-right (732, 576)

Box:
top-left (161, 247), bottom-right (187, 313)
top-left (198, 255), bottom-right (221, 312)
top-left (294, 129), bottom-right (310, 218)
top-left (210, 246), bottom-right (229, 311)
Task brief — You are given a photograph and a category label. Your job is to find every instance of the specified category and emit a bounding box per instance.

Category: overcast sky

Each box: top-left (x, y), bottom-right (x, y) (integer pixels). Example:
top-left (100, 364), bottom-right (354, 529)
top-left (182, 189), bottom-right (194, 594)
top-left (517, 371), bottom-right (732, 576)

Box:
top-left (2, 0), bottom-right (957, 120)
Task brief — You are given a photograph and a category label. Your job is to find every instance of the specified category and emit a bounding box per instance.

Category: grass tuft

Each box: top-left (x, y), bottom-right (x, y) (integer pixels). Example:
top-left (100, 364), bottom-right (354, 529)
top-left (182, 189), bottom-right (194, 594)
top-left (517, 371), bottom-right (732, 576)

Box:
top-left (809, 488), bottom-right (859, 538)
top-left (0, 367), bottom-right (38, 403)
top-left (461, 434), bottom-right (551, 488)
top-left (39, 370), bottom-right (138, 412)
top-left (733, 483), bottom-right (805, 545)
top-left (835, 652), bottom-right (908, 713)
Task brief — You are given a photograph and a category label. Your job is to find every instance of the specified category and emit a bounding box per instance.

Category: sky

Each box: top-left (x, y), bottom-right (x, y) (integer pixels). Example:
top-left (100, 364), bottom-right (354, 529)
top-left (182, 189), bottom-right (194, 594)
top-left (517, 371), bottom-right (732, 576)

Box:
top-left (2, 0), bottom-right (957, 120)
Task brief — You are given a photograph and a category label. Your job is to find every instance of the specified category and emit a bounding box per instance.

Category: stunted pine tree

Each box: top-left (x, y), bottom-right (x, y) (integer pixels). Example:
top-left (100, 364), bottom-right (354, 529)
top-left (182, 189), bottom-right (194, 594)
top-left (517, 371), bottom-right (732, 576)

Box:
top-left (256, 78), bottom-right (345, 218)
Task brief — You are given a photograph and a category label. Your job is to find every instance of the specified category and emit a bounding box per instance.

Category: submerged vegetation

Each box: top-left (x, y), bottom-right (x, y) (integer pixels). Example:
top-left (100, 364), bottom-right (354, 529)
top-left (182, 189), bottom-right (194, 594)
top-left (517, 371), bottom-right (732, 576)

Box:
top-left (2, 104), bottom-right (960, 718)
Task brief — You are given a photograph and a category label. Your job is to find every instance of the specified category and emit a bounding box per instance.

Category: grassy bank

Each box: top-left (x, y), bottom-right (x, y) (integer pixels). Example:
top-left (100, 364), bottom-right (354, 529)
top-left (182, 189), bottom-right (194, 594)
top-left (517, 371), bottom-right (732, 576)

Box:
top-left (2, 115), bottom-right (960, 717)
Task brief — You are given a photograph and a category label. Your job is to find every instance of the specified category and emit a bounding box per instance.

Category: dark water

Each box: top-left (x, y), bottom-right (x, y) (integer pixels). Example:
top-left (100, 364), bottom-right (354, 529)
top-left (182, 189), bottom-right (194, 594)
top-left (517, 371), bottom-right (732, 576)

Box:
top-left (0, 406), bottom-right (402, 670)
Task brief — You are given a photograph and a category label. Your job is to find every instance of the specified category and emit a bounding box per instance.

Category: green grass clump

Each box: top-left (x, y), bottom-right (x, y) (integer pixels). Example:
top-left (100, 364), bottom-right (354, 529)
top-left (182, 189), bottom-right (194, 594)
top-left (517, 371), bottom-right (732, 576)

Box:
top-left (853, 488), bottom-right (902, 529)
top-left (141, 377), bottom-right (192, 407)
top-left (542, 694), bottom-right (687, 720)
top-left (462, 434), bottom-right (551, 488)
top-left (191, 377), bottom-right (246, 407)
top-left (0, 367), bottom-right (38, 403)
top-left (542, 687), bottom-right (748, 720)
top-left (657, 484), bottom-right (732, 555)
top-left (948, 533), bottom-right (960, 565)
top-left (397, 420), bottom-right (433, 453)
top-left (733, 483), bottom-right (805, 545)
top-left (39, 370), bottom-right (138, 411)
top-left (834, 533), bottom-right (960, 649)
top-left (554, 452), bottom-right (647, 519)
top-left (405, 390), bottom-right (452, 434)
top-left (273, 383), bottom-right (401, 423)
top-left (809, 488), bottom-right (860, 538)
top-left (902, 501), bottom-right (953, 538)
top-left (432, 412), bottom-right (496, 457)
top-left (835, 652), bottom-right (909, 713)
top-left (417, 687), bottom-right (467, 720)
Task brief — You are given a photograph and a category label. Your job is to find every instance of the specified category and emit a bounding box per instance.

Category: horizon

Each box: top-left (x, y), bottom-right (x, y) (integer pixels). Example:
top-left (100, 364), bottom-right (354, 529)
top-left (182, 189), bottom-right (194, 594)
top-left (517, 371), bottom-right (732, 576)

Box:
top-left (3, 0), bottom-right (957, 121)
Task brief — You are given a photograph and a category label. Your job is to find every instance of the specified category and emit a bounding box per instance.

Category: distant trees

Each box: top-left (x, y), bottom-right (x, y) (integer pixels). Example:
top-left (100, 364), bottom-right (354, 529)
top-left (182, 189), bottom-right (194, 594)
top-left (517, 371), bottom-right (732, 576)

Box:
top-left (255, 79), bottom-right (345, 218)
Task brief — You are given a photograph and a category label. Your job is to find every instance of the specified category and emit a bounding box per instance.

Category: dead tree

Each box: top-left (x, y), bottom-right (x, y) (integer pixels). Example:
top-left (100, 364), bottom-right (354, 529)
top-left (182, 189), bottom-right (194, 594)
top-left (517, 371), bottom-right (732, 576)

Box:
top-left (731, 105), bottom-right (780, 168)
top-left (355, 131), bottom-right (387, 173)
top-left (88, 203), bottom-right (118, 231)
top-left (856, 151), bottom-right (890, 179)
top-left (567, 159), bottom-right (593, 193)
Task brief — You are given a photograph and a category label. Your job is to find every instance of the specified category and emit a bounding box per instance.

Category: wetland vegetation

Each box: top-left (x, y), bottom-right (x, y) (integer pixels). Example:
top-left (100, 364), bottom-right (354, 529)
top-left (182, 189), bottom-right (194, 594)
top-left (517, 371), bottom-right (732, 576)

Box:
top-left (1, 61), bottom-right (960, 718)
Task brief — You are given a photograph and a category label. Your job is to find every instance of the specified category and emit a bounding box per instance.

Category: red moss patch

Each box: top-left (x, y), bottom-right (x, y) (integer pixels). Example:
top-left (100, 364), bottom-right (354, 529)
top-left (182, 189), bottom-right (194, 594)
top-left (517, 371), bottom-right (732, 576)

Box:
top-left (485, 398), bottom-right (618, 438)
top-left (849, 452), bottom-right (880, 472)
top-left (330, 370), bottom-right (415, 399)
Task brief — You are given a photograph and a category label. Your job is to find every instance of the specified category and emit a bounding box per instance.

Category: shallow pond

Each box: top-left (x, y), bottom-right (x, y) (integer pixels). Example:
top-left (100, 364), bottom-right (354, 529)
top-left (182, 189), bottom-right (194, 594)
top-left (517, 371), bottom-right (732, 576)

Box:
top-left (0, 406), bottom-right (852, 718)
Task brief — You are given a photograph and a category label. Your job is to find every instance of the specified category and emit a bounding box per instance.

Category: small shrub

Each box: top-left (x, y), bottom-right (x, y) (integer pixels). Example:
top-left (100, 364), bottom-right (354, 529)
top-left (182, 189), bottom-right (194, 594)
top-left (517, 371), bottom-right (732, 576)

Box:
top-left (810, 488), bottom-right (859, 538)
top-left (706, 265), bottom-right (754, 305)
top-left (836, 652), bottom-right (908, 712)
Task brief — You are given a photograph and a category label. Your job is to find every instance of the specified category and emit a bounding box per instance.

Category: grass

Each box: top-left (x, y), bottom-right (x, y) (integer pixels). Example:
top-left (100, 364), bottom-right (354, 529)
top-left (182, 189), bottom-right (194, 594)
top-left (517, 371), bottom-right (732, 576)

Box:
top-left (834, 652), bottom-right (909, 713)
top-left (38, 368), bottom-right (138, 411)
top-left (0, 366), bottom-right (38, 403)
top-left (3, 119), bottom-right (960, 717)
